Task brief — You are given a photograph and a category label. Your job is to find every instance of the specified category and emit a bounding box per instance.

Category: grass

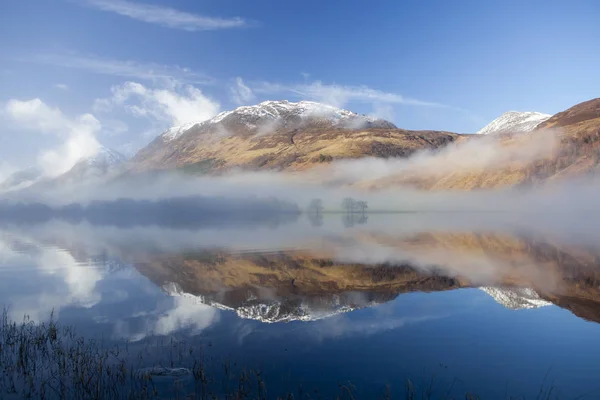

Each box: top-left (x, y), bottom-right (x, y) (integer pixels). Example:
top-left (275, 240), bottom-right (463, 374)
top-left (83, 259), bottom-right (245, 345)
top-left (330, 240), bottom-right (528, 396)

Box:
top-left (178, 159), bottom-right (221, 175)
top-left (0, 310), bottom-right (585, 399)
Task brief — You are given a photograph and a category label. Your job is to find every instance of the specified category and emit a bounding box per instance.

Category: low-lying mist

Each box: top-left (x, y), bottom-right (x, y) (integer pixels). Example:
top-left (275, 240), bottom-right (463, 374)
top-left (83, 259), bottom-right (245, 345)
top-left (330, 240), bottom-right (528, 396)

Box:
top-left (0, 126), bottom-right (597, 224)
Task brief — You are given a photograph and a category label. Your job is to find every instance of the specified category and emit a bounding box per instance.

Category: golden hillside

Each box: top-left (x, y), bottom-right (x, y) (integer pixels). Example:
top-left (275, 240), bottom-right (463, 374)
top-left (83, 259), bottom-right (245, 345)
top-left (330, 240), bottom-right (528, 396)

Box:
top-left (130, 127), bottom-right (462, 173)
top-left (359, 98), bottom-right (600, 190)
top-left (127, 98), bottom-right (600, 191)
top-left (128, 100), bottom-right (463, 174)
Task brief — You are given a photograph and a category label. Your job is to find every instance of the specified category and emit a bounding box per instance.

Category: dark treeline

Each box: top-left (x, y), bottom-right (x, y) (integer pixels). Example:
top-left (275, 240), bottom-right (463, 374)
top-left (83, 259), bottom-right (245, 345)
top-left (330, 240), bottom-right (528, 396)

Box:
top-left (0, 196), bottom-right (301, 228)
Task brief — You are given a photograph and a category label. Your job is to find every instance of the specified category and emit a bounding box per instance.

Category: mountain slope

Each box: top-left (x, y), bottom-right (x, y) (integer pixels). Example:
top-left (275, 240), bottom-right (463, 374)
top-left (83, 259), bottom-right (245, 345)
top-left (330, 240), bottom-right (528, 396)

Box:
top-left (477, 111), bottom-right (551, 135)
top-left (537, 97), bottom-right (600, 129)
top-left (362, 98), bottom-right (600, 190)
top-left (129, 100), bottom-right (461, 173)
top-left (58, 147), bottom-right (127, 182)
top-left (14, 147), bottom-right (130, 193)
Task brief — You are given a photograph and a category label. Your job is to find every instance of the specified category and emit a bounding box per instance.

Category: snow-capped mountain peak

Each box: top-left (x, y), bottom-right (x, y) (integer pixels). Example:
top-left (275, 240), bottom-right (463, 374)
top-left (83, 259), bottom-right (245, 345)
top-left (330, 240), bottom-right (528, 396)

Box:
top-left (86, 146), bottom-right (127, 168)
top-left (53, 146), bottom-right (127, 183)
top-left (477, 111), bottom-right (551, 135)
top-left (159, 100), bottom-right (396, 142)
top-left (211, 100), bottom-right (369, 124)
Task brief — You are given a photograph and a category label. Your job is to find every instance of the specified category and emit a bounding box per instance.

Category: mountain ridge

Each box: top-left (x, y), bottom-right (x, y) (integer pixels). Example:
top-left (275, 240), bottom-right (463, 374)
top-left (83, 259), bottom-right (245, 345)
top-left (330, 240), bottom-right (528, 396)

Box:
top-left (50, 146), bottom-right (127, 184)
top-left (129, 100), bottom-right (459, 174)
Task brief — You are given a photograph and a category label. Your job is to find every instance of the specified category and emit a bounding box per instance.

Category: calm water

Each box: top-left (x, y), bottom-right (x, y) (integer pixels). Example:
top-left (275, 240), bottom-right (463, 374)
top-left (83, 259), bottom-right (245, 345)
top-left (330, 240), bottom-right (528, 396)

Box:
top-left (1, 213), bottom-right (600, 398)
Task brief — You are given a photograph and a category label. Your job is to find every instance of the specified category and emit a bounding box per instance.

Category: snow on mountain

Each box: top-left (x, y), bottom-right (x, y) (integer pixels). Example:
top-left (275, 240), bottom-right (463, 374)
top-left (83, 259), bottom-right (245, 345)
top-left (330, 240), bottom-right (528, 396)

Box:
top-left (210, 100), bottom-right (375, 125)
top-left (162, 121), bottom-right (203, 142)
top-left (477, 111), bottom-right (551, 135)
top-left (55, 146), bottom-right (127, 183)
top-left (163, 282), bottom-right (365, 323)
top-left (479, 287), bottom-right (552, 310)
top-left (160, 100), bottom-right (396, 142)
top-left (85, 146), bottom-right (127, 169)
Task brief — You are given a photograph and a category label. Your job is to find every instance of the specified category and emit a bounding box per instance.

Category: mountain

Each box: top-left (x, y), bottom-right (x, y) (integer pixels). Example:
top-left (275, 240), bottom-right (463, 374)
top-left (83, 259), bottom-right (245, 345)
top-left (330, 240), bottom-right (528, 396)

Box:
top-left (476, 111), bottom-right (551, 135)
top-left (363, 98), bottom-right (600, 190)
top-left (160, 100), bottom-right (397, 143)
top-left (55, 147), bottom-right (127, 183)
top-left (479, 287), bottom-right (552, 310)
top-left (129, 100), bottom-right (461, 173)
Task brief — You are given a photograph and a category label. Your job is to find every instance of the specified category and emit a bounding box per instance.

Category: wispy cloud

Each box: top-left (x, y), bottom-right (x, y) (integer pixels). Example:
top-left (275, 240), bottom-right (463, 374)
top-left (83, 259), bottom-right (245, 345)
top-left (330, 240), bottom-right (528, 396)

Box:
top-left (4, 98), bottom-right (101, 176)
top-left (80, 0), bottom-right (252, 31)
top-left (95, 81), bottom-right (220, 127)
top-left (54, 83), bottom-right (69, 90)
top-left (229, 77), bottom-right (255, 105)
top-left (251, 80), bottom-right (446, 109)
top-left (33, 52), bottom-right (213, 84)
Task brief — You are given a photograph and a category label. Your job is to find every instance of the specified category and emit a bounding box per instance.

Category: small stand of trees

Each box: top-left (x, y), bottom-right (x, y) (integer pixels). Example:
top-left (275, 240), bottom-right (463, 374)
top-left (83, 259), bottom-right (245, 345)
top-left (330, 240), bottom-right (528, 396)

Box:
top-left (341, 197), bottom-right (368, 214)
top-left (341, 197), bottom-right (368, 227)
top-left (307, 198), bottom-right (324, 227)
top-left (307, 199), bottom-right (324, 215)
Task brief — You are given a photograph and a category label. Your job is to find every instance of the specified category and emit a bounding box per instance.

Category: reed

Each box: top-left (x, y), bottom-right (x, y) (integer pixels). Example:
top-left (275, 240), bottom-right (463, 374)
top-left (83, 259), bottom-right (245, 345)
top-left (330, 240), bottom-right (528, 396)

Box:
top-left (0, 310), bottom-right (571, 399)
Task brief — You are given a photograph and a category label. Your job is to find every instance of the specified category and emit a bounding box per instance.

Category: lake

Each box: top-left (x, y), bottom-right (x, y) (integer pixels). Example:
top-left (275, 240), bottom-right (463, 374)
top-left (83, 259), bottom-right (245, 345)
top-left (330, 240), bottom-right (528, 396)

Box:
top-left (1, 212), bottom-right (599, 399)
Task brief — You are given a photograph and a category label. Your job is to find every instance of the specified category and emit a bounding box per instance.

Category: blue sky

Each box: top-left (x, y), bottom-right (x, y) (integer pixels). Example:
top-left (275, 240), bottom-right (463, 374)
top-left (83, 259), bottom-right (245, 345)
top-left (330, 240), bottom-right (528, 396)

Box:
top-left (0, 0), bottom-right (599, 175)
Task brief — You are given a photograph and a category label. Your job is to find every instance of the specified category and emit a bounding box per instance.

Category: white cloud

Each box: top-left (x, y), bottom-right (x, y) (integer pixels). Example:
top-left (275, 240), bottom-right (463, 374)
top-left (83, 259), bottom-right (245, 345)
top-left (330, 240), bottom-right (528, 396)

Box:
top-left (153, 296), bottom-right (218, 336)
top-left (81, 0), bottom-right (251, 31)
top-left (371, 103), bottom-right (395, 121)
top-left (229, 77), bottom-right (255, 105)
top-left (54, 83), bottom-right (69, 90)
top-left (4, 99), bottom-right (101, 176)
top-left (0, 236), bottom-right (104, 322)
top-left (5, 99), bottom-right (68, 132)
top-left (96, 81), bottom-right (220, 127)
top-left (34, 52), bottom-right (213, 84)
top-left (252, 80), bottom-right (446, 109)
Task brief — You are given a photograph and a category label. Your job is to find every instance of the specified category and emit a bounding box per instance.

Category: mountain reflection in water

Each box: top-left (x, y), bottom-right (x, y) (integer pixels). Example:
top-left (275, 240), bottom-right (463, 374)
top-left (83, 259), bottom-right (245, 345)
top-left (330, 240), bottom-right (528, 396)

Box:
top-left (1, 213), bottom-right (600, 397)
top-left (1, 213), bottom-right (600, 325)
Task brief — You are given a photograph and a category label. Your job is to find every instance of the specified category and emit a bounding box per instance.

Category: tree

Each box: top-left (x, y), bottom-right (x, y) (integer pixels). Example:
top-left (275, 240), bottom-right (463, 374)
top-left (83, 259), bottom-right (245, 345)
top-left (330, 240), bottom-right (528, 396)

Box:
top-left (341, 197), bottom-right (355, 213)
top-left (355, 200), bottom-right (368, 214)
top-left (307, 198), bottom-right (324, 216)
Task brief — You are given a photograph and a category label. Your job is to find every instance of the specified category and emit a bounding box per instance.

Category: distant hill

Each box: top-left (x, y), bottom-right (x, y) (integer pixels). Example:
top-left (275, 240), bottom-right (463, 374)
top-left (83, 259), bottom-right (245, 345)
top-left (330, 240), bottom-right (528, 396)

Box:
top-left (8, 147), bottom-right (128, 196)
top-left (56, 147), bottom-right (127, 184)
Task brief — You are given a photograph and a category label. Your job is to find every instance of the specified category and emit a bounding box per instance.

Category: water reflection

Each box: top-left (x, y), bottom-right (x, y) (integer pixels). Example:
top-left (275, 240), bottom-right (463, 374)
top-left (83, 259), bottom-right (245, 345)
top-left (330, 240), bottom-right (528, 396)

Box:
top-left (2, 214), bottom-right (600, 327)
top-left (2, 214), bottom-right (600, 397)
